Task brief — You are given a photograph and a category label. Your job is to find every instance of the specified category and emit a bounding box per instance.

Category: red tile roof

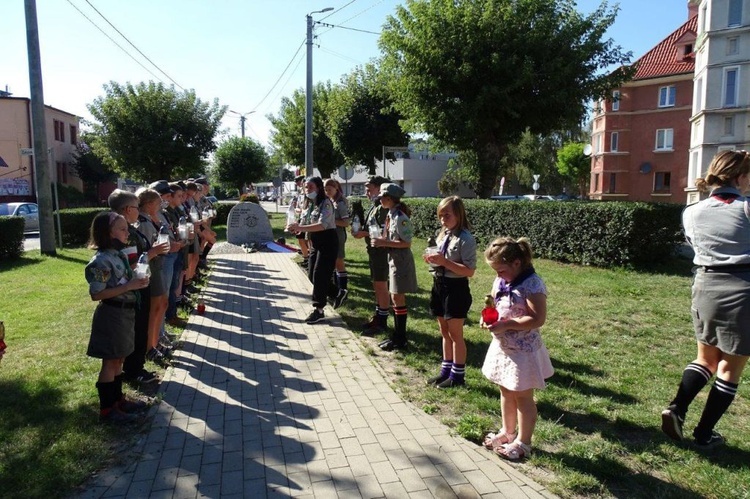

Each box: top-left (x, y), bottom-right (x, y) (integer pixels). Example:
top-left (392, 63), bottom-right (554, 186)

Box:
top-left (632, 16), bottom-right (697, 80)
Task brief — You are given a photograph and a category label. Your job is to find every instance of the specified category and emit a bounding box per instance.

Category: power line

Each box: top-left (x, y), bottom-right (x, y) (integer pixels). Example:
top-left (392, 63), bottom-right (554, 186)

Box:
top-left (64, 0), bottom-right (163, 82)
top-left (318, 45), bottom-right (363, 65)
top-left (251, 38), bottom-right (306, 112)
top-left (318, 0), bottom-right (387, 37)
top-left (317, 21), bottom-right (380, 36)
top-left (319, 0), bottom-right (360, 21)
top-left (83, 0), bottom-right (184, 90)
top-left (264, 49), bottom-right (307, 114)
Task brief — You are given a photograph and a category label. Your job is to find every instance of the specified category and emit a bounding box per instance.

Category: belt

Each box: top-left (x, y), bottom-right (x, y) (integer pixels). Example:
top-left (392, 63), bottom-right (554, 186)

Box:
top-left (102, 299), bottom-right (136, 309)
top-left (701, 264), bottom-right (750, 273)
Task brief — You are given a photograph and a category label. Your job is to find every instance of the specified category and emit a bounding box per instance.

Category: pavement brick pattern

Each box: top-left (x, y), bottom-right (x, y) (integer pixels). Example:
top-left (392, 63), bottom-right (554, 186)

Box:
top-left (78, 252), bottom-right (556, 498)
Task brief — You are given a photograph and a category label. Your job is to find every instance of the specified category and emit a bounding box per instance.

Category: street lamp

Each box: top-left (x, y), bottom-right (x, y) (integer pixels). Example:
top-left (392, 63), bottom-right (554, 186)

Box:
top-left (229, 110), bottom-right (256, 138)
top-left (306, 7), bottom-right (333, 175)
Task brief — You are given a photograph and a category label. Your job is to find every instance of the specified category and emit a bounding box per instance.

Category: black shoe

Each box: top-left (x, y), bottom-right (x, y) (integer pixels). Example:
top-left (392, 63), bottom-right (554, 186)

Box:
top-left (198, 260), bottom-right (209, 270)
top-left (436, 378), bottom-right (465, 389)
top-left (300, 259), bottom-right (309, 269)
top-left (333, 289), bottom-right (349, 309)
top-left (427, 374), bottom-right (449, 385)
top-left (146, 347), bottom-right (170, 366)
top-left (362, 324), bottom-right (385, 337)
top-left (694, 430), bottom-right (725, 449)
top-left (118, 398), bottom-right (148, 413)
top-left (100, 407), bottom-right (138, 424)
top-left (305, 309), bottom-right (325, 324)
top-left (661, 407), bottom-right (684, 442)
top-left (123, 369), bottom-right (158, 384)
top-left (379, 339), bottom-right (406, 351)
top-left (185, 284), bottom-right (200, 294)
top-left (361, 315), bottom-right (378, 330)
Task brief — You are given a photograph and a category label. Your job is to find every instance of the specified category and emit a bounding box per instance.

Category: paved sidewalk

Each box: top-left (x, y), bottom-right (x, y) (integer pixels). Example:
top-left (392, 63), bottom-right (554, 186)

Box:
top-left (79, 252), bottom-right (556, 498)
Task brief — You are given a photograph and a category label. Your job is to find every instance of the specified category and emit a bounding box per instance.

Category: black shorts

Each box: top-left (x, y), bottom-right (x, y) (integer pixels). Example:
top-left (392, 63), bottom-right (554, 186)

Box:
top-left (430, 276), bottom-right (472, 319)
top-left (296, 232), bottom-right (306, 241)
top-left (367, 246), bottom-right (389, 282)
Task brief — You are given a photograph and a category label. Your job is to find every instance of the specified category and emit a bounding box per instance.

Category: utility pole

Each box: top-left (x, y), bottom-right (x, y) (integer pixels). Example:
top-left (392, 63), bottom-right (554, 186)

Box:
top-left (305, 7), bottom-right (333, 175)
top-left (229, 110), bottom-right (255, 139)
top-left (25, 0), bottom-right (55, 255)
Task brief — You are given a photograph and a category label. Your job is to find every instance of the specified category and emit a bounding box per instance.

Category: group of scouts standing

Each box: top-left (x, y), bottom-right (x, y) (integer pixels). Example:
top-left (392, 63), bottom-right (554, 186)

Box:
top-left (84, 177), bottom-right (217, 424)
top-left (288, 173), bottom-right (553, 461)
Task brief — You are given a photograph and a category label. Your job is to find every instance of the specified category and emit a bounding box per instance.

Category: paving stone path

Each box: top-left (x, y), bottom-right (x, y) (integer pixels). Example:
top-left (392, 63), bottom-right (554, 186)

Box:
top-left (79, 252), bottom-right (556, 498)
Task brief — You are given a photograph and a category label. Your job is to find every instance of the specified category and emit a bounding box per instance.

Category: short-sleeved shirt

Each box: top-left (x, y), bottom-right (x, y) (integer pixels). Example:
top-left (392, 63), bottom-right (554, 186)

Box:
top-left (385, 205), bottom-right (418, 294)
top-left (431, 228), bottom-right (477, 278)
top-left (683, 186), bottom-right (750, 266)
top-left (304, 198), bottom-right (336, 230)
top-left (334, 198), bottom-right (349, 223)
top-left (85, 249), bottom-right (136, 303)
top-left (386, 206), bottom-right (413, 243)
top-left (365, 201), bottom-right (388, 246)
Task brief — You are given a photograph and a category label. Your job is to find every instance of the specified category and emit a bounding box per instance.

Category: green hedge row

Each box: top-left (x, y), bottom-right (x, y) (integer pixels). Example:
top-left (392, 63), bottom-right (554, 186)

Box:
top-left (0, 217), bottom-right (25, 260)
top-left (352, 198), bottom-right (684, 268)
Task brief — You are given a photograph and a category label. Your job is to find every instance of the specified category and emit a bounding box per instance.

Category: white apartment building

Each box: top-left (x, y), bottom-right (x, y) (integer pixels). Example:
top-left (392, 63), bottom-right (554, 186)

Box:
top-left (688, 0), bottom-right (750, 204)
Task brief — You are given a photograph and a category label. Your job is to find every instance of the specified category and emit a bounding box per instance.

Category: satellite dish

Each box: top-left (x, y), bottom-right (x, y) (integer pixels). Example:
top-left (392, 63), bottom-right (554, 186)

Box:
top-left (583, 144), bottom-right (593, 156)
top-left (639, 162), bottom-right (652, 174)
top-left (338, 165), bottom-right (355, 181)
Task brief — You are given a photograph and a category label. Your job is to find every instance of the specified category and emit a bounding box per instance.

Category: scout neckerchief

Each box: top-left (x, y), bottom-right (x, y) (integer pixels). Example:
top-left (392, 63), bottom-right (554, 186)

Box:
top-left (495, 266), bottom-right (536, 306)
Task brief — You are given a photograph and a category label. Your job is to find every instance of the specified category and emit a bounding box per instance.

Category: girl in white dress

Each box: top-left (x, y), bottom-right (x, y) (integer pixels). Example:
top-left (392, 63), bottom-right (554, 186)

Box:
top-left (480, 237), bottom-right (553, 461)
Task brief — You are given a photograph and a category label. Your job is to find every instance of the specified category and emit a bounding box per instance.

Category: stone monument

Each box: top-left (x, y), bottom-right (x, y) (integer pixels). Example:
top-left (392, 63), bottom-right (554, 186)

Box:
top-left (226, 202), bottom-right (274, 246)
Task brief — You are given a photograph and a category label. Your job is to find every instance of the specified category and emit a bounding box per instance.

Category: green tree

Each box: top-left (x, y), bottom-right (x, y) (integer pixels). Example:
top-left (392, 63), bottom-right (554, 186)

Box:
top-left (328, 63), bottom-right (408, 173)
top-left (70, 131), bottom-right (117, 202)
top-left (267, 82), bottom-right (343, 178)
top-left (213, 137), bottom-right (270, 194)
top-left (556, 142), bottom-right (590, 197)
top-left (500, 130), bottom-right (567, 195)
top-left (380, 0), bottom-right (632, 197)
top-left (87, 81), bottom-right (226, 181)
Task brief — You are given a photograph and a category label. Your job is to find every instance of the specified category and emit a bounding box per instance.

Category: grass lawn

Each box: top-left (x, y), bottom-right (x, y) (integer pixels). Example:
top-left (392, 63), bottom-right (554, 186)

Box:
top-left (0, 211), bottom-right (748, 498)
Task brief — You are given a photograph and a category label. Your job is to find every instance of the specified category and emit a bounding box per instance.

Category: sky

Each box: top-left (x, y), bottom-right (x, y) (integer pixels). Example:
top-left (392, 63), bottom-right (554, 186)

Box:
top-left (4, 0), bottom-right (693, 148)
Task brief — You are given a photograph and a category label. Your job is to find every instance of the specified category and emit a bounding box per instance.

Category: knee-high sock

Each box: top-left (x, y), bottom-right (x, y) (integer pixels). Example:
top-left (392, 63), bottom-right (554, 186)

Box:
top-left (693, 378), bottom-right (738, 440)
top-left (393, 306), bottom-right (407, 344)
top-left (669, 362), bottom-right (712, 417)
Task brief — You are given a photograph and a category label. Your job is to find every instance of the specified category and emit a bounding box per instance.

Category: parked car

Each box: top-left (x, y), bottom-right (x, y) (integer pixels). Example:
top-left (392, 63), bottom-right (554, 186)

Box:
top-left (206, 195), bottom-right (218, 204)
top-left (0, 202), bottom-right (39, 232)
top-left (489, 195), bottom-right (526, 201)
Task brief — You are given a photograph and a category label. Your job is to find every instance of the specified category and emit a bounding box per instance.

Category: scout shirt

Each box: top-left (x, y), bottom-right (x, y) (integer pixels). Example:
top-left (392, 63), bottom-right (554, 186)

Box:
top-left (85, 249), bottom-right (137, 304)
top-left (430, 228), bottom-right (477, 278)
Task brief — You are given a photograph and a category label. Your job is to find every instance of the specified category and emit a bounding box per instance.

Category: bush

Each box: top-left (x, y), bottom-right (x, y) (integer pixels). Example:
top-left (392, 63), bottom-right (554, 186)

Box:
top-left (55, 208), bottom-right (108, 247)
top-left (0, 217), bottom-right (25, 259)
top-left (239, 193), bottom-right (260, 204)
top-left (214, 202), bottom-right (234, 226)
top-left (385, 198), bottom-right (684, 268)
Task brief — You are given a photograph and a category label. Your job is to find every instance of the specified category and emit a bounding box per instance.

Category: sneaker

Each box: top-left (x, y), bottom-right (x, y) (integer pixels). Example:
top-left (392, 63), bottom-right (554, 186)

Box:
top-left (122, 369), bottom-right (158, 384)
top-left (300, 259), bottom-right (309, 269)
top-left (158, 344), bottom-right (174, 359)
top-left (661, 407), bottom-right (684, 442)
top-left (305, 309), bottom-right (325, 324)
top-left (100, 407), bottom-right (138, 424)
top-left (362, 324), bottom-right (385, 337)
top-left (694, 430), bottom-right (725, 449)
top-left (333, 289), bottom-right (349, 309)
top-left (427, 374), bottom-right (449, 385)
top-left (146, 347), bottom-right (169, 366)
top-left (379, 339), bottom-right (406, 351)
top-left (436, 378), bottom-right (465, 389)
top-left (361, 315), bottom-right (378, 331)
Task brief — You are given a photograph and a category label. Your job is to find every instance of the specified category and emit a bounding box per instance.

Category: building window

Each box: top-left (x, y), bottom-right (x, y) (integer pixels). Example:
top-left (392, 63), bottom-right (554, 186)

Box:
top-left (694, 78), bottom-right (703, 113)
top-left (53, 119), bottom-right (65, 142)
top-left (56, 162), bottom-right (68, 184)
top-left (610, 132), bottom-right (619, 152)
top-left (658, 85), bottom-right (676, 107)
top-left (727, 36), bottom-right (740, 55)
top-left (70, 125), bottom-right (77, 145)
top-left (724, 116), bottom-right (735, 136)
top-left (689, 151), bottom-right (700, 185)
top-left (723, 67), bottom-right (739, 107)
top-left (729, 0), bottom-right (742, 27)
top-left (611, 90), bottom-right (620, 111)
top-left (608, 173), bottom-right (616, 193)
top-left (593, 173), bottom-right (600, 193)
top-left (654, 172), bottom-right (671, 192)
top-left (655, 129), bottom-right (674, 151)
top-left (594, 134), bottom-right (602, 154)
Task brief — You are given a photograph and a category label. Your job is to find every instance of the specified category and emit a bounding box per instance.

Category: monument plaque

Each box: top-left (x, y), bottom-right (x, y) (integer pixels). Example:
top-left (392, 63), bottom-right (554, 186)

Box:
top-left (226, 202), bottom-right (274, 246)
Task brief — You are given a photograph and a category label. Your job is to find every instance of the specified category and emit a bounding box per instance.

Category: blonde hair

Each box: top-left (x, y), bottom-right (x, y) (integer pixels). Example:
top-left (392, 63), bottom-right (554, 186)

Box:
top-left (696, 150), bottom-right (750, 192)
top-left (323, 178), bottom-right (343, 201)
top-left (437, 196), bottom-right (471, 232)
top-left (136, 187), bottom-right (161, 208)
top-left (484, 237), bottom-right (533, 269)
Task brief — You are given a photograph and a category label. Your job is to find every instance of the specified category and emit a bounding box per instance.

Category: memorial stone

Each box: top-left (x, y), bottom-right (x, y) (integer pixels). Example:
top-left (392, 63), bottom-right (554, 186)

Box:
top-left (226, 202), bottom-right (274, 246)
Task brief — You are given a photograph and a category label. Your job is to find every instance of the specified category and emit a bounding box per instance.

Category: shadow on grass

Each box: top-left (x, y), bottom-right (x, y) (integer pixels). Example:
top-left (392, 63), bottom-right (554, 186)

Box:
top-left (0, 255), bottom-right (46, 271)
top-left (631, 256), bottom-right (695, 278)
top-left (0, 378), bottom-right (112, 498)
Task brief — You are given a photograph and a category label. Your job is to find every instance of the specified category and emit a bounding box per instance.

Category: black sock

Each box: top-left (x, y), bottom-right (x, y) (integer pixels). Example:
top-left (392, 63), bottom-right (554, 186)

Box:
top-left (336, 271), bottom-right (348, 291)
top-left (693, 378), bottom-right (738, 441)
top-left (393, 306), bottom-right (407, 344)
top-left (377, 307), bottom-right (389, 327)
top-left (440, 359), bottom-right (452, 378)
top-left (670, 362), bottom-right (712, 418)
top-left (96, 381), bottom-right (118, 414)
top-left (201, 242), bottom-right (213, 260)
top-left (450, 363), bottom-right (465, 383)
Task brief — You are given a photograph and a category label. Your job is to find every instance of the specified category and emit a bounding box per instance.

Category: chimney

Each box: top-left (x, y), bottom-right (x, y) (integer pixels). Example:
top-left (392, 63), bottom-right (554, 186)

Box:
top-left (688, 1), bottom-right (699, 20)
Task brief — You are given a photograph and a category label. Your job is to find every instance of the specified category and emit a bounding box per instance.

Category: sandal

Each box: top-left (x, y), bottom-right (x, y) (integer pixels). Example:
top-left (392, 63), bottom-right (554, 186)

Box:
top-left (495, 440), bottom-right (531, 462)
top-left (483, 430), bottom-right (517, 450)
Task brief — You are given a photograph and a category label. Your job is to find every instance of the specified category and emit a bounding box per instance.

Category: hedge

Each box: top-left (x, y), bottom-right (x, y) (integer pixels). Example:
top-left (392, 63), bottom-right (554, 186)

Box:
top-left (0, 217), bottom-right (25, 260)
top-left (350, 197), bottom-right (684, 269)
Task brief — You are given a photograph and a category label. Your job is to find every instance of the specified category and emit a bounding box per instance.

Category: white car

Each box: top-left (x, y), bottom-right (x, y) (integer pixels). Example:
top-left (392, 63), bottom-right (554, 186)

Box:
top-left (0, 202), bottom-right (39, 232)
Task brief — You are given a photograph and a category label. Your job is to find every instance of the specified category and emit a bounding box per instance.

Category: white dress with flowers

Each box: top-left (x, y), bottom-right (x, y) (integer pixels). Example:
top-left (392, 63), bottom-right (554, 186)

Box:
top-left (481, 274), bottom-right (554, 391)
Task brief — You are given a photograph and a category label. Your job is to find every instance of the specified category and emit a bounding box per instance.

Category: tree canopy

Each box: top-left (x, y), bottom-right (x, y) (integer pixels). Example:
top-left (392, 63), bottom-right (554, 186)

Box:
top-left (327, 63), bottom-right (409, 173)
top-left (87, 81), bottom-right (226, 181)
top-left (556, 141), bottom-right (591, 197)
top-left (267, 82), bottom-right (343, 178)
top-left (212, 137), bottom-right (270, 194)
top-left (379, 0), bottom-right (632, 196)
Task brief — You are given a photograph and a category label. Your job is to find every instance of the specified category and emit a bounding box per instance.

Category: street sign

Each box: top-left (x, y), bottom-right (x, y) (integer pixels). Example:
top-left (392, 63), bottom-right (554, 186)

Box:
top-left (272, 177), bottom-right (282, 188)
top-left (338, 165), bottom-right (355, 181)
top-left (20, 148), bottom-right (34, 156)
top-left (532, 182), bottom-right (540, 191)
top-left (533, 174), bottom-right (540, 182)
